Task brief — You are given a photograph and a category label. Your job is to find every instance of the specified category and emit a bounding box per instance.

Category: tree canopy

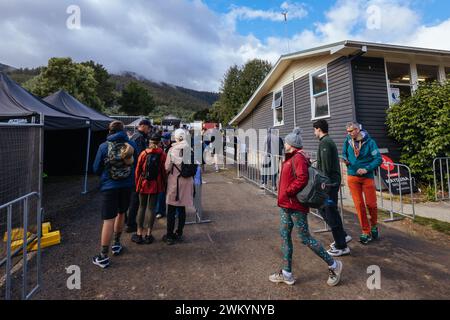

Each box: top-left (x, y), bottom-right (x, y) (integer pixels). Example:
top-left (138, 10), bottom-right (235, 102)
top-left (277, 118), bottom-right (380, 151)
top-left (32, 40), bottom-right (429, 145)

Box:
top-left (117, 81), bottom-right (156, 115)
top-left (212, 59), bottom-right (272, 125)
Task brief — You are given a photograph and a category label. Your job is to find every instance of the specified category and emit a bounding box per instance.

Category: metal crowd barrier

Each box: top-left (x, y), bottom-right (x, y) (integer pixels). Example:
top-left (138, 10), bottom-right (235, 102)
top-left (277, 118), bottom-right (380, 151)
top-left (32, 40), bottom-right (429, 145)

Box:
top-left (433, 157), bottom-right (450, 201)
top-left (236, 149), bottom-right (345, 233)
top-left (375, 162), bottom-right (415, 221)
top-left (0, 192), bottom-right (42, 300)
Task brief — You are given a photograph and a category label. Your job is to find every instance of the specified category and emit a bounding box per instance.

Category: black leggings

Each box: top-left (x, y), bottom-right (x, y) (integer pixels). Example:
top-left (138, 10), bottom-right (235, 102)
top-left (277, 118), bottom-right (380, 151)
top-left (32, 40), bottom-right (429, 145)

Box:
top-left (167, 205), bottom-right (186, 237)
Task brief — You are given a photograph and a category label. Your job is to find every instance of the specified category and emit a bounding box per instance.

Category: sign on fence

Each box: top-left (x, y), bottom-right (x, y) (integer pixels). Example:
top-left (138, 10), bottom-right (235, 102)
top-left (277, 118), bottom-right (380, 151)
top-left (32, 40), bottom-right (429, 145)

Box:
top-left (379, 155), bottom-right (417, 195)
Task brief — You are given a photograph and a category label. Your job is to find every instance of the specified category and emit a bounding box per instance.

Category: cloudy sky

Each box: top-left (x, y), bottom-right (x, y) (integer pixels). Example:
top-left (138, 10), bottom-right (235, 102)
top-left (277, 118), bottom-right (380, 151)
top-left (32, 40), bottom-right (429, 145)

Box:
top-left (1, 0), bottom-right (449, 91)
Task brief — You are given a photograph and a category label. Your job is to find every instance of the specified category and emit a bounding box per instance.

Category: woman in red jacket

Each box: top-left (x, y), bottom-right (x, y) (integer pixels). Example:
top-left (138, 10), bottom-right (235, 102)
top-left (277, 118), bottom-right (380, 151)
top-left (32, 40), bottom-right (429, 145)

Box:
top-left (132, 133), bottom-right (167, 244)
top-left (269, 128), bottom-right (343, 287)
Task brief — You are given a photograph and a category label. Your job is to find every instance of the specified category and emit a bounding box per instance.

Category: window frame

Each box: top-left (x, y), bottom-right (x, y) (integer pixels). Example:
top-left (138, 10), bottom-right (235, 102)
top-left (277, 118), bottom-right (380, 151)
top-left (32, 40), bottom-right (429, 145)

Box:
top-left (309, 67), bottom-right (330, 120)
top-left (272, 89), bottom-right (284, 127)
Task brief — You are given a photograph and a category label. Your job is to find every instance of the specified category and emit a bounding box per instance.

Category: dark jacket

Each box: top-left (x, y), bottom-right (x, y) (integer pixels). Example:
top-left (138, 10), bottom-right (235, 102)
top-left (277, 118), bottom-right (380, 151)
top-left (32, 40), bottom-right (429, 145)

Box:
top-left (277, 150), bottom-right (309, 212)
top-left (131, 130), bottom-right (149, 156)
top-left (317, 134), bottom-right (341, 186)
top-left (342, 130), bottom-right (382, 179)
top-left (93, 131), bottom-right (138, 191)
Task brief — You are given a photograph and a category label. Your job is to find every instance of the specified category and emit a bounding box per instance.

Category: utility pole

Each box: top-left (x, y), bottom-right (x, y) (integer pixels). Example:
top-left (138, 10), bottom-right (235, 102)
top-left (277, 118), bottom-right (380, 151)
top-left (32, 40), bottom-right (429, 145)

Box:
top-left (282, 11), bottom-right (290, 53)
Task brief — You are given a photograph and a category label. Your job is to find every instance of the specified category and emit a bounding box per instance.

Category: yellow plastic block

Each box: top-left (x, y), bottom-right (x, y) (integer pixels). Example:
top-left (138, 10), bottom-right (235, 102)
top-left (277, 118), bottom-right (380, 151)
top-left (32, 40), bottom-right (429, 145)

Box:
top-left (29, 231), bottom-right (61, 251)
top-left (3, 229), bottom-right (31, 242)
top-left (3, 222), bottom-right (51, 242)
top-left (42, 222), bottom-right (51, 234)
top-left (9, 230), bottom-right (61, 252)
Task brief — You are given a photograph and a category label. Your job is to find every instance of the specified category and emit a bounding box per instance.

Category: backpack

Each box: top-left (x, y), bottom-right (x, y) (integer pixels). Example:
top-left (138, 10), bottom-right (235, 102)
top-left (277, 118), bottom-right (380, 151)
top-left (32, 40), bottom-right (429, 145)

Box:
top-left (174, 148), bottom-right (197, 178)
top-left (105, 141), bottom-right (134, 180)
top-left (143, 151), bottom-right (161, 181)
top-left (291, 152), bottom-right (330, 209)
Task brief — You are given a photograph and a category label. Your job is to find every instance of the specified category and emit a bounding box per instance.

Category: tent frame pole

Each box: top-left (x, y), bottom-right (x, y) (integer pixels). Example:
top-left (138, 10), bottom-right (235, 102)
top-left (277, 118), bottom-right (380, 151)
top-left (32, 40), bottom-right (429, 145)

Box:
top-left (82, 126), bottom-right (92, 194)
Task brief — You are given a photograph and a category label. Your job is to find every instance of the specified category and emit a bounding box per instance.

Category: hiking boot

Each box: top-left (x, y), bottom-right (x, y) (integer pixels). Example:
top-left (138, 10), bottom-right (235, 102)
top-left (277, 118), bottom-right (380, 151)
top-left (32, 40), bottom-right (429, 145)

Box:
top-left (111, 241), bottom-right (123, 255)
top-left (125, 225), bottom-right (137, 234)
top-left (131, 234), bottom-right (143, 244)
top-left (174, 232), bottom-right (183, 243)
top-left (144, 235), bottom-right (154, 244)
top-left (327, 260), bottom-right (343, 286)
top-left (269, 270), bottom-right (295, 285)
top-left (162, 234), bottom-right (175, 245)
top-left (359, 234), bottom-right (372, 245)
top-left (327, 246), bottom-right (351, 257)
top-left (371, 226), bottom-right (379, 240)
top-left (92, 254), bottom-right (110, 269)
top-left (330, 235), bottom-right (352, 250)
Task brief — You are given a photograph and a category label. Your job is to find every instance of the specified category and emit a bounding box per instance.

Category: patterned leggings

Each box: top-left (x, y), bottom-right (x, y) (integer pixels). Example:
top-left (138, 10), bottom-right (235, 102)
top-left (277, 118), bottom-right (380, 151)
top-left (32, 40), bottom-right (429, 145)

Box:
top-left (279, 208), bottom-right (334, 273)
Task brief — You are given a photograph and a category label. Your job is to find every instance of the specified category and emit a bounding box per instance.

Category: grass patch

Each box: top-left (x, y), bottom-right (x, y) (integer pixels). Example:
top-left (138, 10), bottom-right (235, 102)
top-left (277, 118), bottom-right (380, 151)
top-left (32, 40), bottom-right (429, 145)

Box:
top-left (379, 209), bottom-right (450, 236)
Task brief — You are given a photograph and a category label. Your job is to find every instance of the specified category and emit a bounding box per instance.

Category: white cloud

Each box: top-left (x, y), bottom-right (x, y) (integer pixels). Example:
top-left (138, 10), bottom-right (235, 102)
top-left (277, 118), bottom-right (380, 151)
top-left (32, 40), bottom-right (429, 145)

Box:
top-left (0, 0), bottom-right (448, 92)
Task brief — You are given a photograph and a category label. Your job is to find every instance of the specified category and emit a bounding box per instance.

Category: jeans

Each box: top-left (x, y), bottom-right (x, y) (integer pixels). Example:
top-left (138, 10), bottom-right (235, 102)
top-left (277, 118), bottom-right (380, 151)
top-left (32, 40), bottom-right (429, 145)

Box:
top-left (318, 186), bottom-right (348, 249)
top-left (155, 192), bottom-right (166, 216)
top-left (136, 194), bottom-right (157, 229)
top-left (126, 189), bottom-right (139, 228)
top-left (167, 205), bottom-right (186, 238)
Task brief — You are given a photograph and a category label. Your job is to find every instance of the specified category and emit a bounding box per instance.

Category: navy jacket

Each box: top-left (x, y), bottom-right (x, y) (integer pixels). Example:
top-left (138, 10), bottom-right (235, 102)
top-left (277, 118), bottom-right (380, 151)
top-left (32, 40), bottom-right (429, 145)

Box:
top-left (93, 131), bottom-right (138, 191)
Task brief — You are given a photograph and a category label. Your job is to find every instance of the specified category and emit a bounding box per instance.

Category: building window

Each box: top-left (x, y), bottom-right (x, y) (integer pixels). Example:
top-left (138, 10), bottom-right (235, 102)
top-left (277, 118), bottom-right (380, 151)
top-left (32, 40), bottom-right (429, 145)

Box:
top-left (386, 62), bottom-right (412, 104)
top-left (310, 68), bottom-right (329, 119)
top-left (272, 90), bottom-right (283, 126)
top-left (417, 64), bottom-right (439, 84)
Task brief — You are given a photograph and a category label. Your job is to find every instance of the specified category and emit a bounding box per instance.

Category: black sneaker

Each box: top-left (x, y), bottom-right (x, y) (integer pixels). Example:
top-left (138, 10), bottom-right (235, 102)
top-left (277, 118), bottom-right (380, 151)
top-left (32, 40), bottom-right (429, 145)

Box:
top-left (92, 254), bottom-right (110, 269)
top-left (111, 241), bottom-right (123, 255)
top-left (144, 235), bottom-right (154, 244)
top-left (131, 234), bottom-right (143, 244)
top-left (162, 234), bottom-right (175, 245)
top-left (174, 232), bottom-right (183, 243)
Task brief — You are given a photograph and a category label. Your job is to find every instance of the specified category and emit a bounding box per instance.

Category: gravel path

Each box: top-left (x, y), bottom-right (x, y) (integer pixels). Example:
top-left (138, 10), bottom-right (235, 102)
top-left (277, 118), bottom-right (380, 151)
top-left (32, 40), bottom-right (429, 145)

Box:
top-left (32, 171), bottom-right (450, 300)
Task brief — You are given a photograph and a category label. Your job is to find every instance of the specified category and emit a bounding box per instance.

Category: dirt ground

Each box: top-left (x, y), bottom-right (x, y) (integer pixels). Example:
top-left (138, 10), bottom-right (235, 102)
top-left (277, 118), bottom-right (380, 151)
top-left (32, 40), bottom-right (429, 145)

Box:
top-left (30, 169), bottom-right (450, 300)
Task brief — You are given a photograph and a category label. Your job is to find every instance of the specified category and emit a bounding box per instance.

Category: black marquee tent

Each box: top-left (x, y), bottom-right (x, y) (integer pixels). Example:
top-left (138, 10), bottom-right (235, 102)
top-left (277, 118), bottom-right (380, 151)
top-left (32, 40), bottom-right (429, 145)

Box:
top-left (0, 73), bottom-right (103, 193)
top-left (44, 90), bottom-right (114, 193)
top-left (44, 89), bottom-right (112, 131)
top-left (0, 72), bottom-right (89, 129)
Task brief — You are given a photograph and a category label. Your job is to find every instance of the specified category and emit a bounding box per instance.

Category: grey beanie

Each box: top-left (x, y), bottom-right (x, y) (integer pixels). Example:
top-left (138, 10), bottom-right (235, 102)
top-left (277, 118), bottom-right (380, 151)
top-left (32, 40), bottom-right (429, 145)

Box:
top-left (285, 127), bottom-right (303, 148)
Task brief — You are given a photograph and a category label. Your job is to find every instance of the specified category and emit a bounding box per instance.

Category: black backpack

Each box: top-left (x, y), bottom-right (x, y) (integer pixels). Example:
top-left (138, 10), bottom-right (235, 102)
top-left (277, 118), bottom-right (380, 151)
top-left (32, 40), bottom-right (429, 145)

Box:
top-left (174, 148), bottom-right (197, 178)
top-left (143, 151), bottom-right (161, 181)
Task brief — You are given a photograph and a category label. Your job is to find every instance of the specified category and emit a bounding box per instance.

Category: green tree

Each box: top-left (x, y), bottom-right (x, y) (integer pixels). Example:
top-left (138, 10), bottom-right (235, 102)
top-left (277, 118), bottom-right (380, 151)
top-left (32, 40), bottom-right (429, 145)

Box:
top-left (24, 57), bottom-right (104, 111)
top-left (386, 80), bottom-right (450, 184)
top-left (81, 60), bottom-right (115, 109)
top-left (217, 59), bottom-right (272, 125)
top-left (118, 81), bottom-right (156, 115)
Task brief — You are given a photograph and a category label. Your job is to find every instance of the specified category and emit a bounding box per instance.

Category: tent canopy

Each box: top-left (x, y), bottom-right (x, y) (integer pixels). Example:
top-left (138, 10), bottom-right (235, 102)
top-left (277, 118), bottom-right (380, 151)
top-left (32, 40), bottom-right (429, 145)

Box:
top-left (44, 90), bottom-right (113, 131)
top-left (0, 73), bottom-right (89, 130)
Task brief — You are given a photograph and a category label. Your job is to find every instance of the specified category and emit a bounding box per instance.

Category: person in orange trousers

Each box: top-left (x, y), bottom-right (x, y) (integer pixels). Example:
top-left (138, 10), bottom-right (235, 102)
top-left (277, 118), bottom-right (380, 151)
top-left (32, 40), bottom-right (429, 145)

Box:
top-left (342, 122), bottom-right (382, 244)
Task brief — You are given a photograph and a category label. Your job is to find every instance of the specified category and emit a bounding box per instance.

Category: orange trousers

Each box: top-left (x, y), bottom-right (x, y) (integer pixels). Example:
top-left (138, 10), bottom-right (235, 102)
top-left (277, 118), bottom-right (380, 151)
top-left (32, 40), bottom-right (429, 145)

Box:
top-left (347, 175), bottom-right (378, 235)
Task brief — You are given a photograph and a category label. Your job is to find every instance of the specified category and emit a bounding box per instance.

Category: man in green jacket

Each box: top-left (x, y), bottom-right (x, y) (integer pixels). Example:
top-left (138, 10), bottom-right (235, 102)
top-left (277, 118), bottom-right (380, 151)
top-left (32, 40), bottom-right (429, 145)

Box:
top-left (313, 120), bottom-right (351, 256)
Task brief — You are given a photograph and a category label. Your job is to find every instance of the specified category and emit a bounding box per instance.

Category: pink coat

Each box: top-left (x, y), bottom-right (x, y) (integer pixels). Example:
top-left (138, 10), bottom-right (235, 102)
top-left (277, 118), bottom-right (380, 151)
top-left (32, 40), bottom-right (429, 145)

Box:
top-left (165, 140), bottom-right (194, 207)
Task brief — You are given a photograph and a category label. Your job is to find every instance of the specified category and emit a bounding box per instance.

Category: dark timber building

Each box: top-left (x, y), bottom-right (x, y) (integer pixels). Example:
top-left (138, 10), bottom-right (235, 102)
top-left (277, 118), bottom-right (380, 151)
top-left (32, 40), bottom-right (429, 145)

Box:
top-left (230, 40), bottom-right (450, 160)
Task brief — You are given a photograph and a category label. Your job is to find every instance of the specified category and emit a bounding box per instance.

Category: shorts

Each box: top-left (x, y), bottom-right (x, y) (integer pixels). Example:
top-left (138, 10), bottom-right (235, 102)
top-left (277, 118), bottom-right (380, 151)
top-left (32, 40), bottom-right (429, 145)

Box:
top-left (101, 187), bottom-right (132, 220)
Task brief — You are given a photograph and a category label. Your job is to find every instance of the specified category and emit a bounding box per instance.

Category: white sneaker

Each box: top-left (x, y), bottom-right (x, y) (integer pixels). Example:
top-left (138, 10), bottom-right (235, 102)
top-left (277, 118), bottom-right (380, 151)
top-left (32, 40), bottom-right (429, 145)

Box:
top-left (327, 260), bottom-right (343, 287)
top-left (327, 246), bottom-right (351, 257)
top-left (269, 270), bottom-right (295, 285)
top-left (259, 184), bottom-right (266, 189)
top-left (330, 235), bottom-right (352, 250)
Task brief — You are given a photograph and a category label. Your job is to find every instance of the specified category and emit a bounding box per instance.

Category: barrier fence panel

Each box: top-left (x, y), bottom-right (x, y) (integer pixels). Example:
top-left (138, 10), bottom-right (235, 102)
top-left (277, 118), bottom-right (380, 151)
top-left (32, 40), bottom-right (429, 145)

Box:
top-left (375, 162), bottom-right (415, 222)
top-left (433, 157), bottom-right (450, 201)
top-left (0, 118), bottom-right (43, 300)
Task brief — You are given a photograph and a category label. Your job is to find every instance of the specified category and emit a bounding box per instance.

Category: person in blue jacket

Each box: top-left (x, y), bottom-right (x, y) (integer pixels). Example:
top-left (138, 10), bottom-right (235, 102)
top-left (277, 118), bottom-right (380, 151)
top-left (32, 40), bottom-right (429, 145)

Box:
top-left (92, 120), bottom-right (138, 268)
top-left (342, 122), bottom-right (382, 244)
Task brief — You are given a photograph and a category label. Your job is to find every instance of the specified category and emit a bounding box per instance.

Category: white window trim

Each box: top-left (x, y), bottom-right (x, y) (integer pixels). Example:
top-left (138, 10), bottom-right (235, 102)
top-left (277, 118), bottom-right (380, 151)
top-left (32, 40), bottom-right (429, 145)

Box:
top-left (272, 89), bottom-right (284, 127)
top-left (309, 67), bottom-right (330, 120)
